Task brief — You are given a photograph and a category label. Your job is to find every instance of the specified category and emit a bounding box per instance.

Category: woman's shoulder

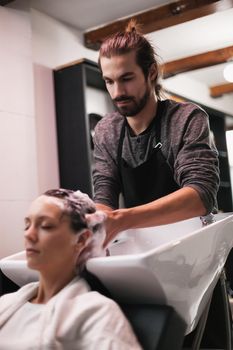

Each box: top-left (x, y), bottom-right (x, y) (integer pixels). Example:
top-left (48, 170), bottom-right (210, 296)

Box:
top-left (70, 284), bottom-right (123, 317)
top-left (75, 290), bottom-right (127, 327)
top-left (0, 282), bottom-right (39, 320)
top-left (77, 288), bottom-right (118, 308)
top-left (59, 287), bottom-right (141, 349)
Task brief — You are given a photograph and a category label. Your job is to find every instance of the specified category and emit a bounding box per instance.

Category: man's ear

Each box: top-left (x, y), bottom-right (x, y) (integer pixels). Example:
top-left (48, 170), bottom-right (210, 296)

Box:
top-left (75, 230), bottom-right (92, 251)
top-left (149, 63), bottom-right (157, 82)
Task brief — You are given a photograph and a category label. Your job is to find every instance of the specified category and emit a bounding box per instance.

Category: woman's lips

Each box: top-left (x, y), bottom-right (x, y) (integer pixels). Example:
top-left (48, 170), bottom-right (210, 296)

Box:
top-left (26, 248), bottom-right (39, 255)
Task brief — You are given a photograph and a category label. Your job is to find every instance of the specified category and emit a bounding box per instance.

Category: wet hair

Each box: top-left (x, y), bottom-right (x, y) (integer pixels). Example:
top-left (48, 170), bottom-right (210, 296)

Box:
top-left (98, 19), bottom-right (163, 99)
top-left (44, 188), bottom-right (96, 233)
top-left (40, 189), bottom-right (106, 272)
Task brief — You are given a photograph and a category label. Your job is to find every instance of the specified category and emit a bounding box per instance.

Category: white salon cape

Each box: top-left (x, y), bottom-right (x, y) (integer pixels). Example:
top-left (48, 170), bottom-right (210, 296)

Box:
top-left (0, 277), bottom-right (142, 349)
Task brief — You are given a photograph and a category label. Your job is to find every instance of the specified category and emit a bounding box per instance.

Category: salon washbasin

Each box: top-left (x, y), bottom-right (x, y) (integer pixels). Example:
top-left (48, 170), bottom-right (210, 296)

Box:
top-left (86, 213), bottom-right (233, 333)
top-left (1, 213), bottom-right (233, 334)
top-left (0, 250), bottom-right (39, 286)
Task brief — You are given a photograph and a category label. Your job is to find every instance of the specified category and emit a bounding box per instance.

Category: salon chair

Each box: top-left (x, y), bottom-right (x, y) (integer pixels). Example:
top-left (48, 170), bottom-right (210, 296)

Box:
top-left (120, 303), bottom-right (186, 350)
top-left (120, 273), bottom-right (232, 350)
top-left (0, 269), bottom-right (19, 296)
top-left (83, 269), bottom-right (187, 350)
top-left (83, 269), bottom-right (233, 350)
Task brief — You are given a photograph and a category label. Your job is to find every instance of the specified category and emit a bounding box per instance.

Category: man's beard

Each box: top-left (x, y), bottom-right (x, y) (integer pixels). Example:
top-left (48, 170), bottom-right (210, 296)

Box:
top-left (113, 87), bottom-right (150, 117)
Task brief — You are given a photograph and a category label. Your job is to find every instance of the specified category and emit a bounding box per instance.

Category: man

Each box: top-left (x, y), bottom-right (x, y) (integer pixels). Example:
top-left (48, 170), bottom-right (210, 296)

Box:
top-left (93, 20), bottom-right (219, 245)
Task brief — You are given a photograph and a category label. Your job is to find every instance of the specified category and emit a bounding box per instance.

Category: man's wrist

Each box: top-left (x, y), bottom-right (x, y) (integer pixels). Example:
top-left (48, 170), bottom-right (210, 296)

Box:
top-left (111, 208), bottom-right (132, 232)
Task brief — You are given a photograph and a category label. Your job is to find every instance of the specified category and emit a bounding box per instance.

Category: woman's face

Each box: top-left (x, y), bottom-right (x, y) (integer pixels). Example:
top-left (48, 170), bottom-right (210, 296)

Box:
top-left (24, 195), bottom-right (81, 274)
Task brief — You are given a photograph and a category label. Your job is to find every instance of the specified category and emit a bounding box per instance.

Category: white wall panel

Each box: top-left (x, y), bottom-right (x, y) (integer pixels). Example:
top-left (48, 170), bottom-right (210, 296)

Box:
top-left (0, 2), bottom-right (38, 258)
top-left (0, 52), bottom-right (34, 116)
top-left (31, 8), bottom-right (98, 69)
top-left (0, 200), bottom-right (30, 258)
top-left (33, 64), bottom-right (59, 193)
top-left (0, 111), bottom-right (38, 200)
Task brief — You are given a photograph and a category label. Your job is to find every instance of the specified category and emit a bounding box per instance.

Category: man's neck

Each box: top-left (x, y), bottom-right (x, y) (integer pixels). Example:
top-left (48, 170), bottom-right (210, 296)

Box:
top-left (126, 96), bottom-right (158, 136)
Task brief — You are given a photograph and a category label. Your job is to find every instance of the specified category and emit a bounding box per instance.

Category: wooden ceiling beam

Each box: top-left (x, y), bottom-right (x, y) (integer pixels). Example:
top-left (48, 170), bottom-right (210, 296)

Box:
top-left (84, 0), bottom-right (233, 50)
top-left (0, 0), bottom-right (15, 5)
top-left (210, 82), bottom-right (233, 97)
top-left (162, 45), bottom-right (233, 78)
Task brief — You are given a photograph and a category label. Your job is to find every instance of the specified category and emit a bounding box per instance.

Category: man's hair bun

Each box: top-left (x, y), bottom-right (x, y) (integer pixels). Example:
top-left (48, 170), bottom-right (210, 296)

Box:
top-left (125, 19), bottom-right (142, 34)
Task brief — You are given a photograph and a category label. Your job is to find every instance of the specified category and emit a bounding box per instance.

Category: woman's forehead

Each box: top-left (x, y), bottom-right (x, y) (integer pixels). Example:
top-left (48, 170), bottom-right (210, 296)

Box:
top-left (27, 195), bottom-right (65, 218)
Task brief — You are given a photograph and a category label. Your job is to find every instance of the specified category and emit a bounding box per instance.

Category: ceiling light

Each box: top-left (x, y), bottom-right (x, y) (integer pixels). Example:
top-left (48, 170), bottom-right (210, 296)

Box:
top-left (223, 62), bottom-right (233, 82)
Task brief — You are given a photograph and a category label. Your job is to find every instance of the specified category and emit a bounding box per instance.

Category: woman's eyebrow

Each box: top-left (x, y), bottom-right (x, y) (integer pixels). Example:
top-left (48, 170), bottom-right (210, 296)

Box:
top-left (24, 215), bottom-right (55, 222)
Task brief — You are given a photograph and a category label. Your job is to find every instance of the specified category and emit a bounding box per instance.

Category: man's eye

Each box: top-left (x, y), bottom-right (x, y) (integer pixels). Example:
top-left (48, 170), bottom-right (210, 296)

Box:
top-left (122, 77), bottom-right (132, 82)
top-left (105, 80), bottom-right (113, 85)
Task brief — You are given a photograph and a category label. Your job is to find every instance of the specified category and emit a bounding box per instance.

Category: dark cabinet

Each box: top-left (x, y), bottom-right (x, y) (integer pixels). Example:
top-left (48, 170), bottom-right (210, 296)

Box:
top-left (54, 59), bottom-right (107, 198)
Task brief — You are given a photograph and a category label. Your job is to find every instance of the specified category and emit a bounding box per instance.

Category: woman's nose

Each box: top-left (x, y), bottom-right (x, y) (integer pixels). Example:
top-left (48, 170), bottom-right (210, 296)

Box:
top-left (24, 225), bottom-right (38, 242)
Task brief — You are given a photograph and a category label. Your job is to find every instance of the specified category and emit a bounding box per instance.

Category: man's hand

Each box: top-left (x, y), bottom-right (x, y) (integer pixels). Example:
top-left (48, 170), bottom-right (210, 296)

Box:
top-left (95, 203), bottom-right (122, 246)
top-left (95, 187), bottom-right (207, 247)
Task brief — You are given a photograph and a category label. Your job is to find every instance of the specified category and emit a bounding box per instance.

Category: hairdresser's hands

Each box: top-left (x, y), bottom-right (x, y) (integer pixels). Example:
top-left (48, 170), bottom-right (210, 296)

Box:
top-left (95, 204), bottom-right (128, 247)
top-left (102, 211), bottom-right (120, 247)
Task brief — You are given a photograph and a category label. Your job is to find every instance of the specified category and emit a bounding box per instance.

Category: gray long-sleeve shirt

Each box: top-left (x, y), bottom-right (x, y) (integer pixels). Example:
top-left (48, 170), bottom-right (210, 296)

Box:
top-left (93, 99), bottom-right (220, 213)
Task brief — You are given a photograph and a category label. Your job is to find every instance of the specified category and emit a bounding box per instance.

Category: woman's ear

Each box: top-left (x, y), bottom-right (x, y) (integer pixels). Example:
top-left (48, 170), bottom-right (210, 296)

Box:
top-left (75, 230), bottom-right (92, 252)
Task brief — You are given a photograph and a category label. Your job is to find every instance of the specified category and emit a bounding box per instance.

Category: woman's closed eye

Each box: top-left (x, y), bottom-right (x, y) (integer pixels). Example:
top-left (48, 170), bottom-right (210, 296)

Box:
top-left (24, 220), bottom-right (56, 231)
top-left (40, 223), bottom-right (56, 230)
top-left (24, 219), bottom-right (30, 231)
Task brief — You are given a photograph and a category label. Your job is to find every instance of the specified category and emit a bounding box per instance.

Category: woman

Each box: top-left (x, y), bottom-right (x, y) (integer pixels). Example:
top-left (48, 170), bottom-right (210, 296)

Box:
top-left (0, 189), bottom-right (141, 349)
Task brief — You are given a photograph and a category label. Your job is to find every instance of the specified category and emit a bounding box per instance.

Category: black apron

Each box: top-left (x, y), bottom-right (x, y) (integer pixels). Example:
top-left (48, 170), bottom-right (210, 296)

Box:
top-left (117, 101), bottom-right (179, 208)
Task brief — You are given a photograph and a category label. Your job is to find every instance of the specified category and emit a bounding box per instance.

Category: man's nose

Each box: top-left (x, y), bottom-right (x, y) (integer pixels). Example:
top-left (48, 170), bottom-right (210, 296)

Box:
top-left (112, 82), bottom-right (125, 99)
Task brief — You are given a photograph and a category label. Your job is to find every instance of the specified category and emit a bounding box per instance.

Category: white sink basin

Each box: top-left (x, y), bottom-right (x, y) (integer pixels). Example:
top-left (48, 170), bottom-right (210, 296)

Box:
top-left (1, 213), bottom-right (233, 334)
top-left (0, 250), bottom-right (38, 286)
top-left (87, 213), bottom-right (233, 333)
